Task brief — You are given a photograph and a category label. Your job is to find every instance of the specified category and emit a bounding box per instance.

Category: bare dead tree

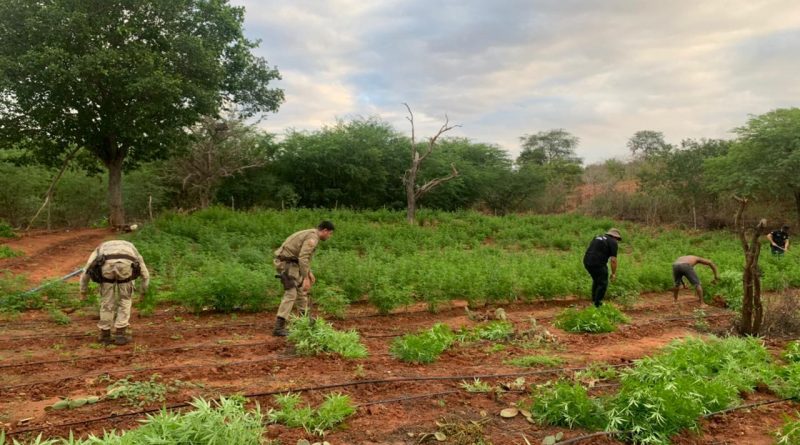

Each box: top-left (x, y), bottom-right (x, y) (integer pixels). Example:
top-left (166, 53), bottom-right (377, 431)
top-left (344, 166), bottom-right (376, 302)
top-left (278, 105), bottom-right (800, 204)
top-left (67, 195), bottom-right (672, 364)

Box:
top-left (171, 116), bottom-right (267, 209)
top-left (402, 103), bottom-right (460, 224)
top-left (734, 196), bottom-right (767, 335)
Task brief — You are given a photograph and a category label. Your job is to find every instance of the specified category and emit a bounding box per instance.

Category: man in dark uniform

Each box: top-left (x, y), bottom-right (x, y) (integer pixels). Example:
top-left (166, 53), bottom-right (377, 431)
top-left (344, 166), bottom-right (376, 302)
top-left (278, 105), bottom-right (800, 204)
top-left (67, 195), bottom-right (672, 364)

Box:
top-left (583, 228), bottom-right (621, 307)
top-left (767, 225), bottom-right (790, 255)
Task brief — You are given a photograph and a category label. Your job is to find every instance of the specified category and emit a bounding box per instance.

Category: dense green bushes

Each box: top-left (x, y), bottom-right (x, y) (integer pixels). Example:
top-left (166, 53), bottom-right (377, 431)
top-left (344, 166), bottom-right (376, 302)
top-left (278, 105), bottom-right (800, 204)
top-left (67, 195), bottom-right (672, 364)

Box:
top-left (124, 207), bottom-right (800, 314)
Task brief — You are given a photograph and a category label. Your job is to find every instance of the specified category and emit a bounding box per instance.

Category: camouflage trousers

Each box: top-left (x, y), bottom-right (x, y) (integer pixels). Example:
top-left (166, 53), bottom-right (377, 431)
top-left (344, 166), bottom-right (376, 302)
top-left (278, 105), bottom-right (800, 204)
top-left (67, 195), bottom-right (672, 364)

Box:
top-left (98, 282), bottom-right (133, 330)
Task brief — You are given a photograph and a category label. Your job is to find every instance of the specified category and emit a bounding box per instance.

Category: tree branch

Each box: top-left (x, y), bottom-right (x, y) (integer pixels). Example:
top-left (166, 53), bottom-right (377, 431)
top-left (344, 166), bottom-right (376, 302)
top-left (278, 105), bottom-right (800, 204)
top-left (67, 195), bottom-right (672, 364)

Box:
top-left (415, 163), bottom-right (459, 200)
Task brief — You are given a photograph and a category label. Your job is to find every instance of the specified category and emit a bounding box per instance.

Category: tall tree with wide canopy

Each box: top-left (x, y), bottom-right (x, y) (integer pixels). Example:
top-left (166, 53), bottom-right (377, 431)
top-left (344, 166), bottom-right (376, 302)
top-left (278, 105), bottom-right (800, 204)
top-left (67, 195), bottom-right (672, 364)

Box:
top-left (0, 0), bottom-right (283, 226)
top-left (706, 108), bottom-right (800, 223)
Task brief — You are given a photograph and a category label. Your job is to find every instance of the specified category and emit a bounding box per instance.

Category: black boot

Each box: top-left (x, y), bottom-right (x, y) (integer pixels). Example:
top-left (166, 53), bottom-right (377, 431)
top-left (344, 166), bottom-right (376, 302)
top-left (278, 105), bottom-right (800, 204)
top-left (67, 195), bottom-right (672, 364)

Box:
top-left (273, 317), bottom-right (288, 337)
top-left (98, 329), bottom-right (113, 345)
top-left (114, 327), bottom-right (130, 345)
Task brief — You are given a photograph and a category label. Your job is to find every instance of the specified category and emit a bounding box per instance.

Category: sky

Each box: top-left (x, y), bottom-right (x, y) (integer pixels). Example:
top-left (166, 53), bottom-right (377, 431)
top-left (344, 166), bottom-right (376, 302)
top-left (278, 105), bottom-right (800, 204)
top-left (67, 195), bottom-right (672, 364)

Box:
top-left (232, 0), bottom-right (800, 164)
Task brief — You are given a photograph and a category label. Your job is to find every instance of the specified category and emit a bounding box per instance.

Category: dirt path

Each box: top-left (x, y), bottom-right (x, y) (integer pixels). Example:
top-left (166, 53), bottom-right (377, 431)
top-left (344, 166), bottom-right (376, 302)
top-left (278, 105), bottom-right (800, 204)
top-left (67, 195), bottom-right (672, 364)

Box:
top-left (0, 228), bottom-right (113, 284)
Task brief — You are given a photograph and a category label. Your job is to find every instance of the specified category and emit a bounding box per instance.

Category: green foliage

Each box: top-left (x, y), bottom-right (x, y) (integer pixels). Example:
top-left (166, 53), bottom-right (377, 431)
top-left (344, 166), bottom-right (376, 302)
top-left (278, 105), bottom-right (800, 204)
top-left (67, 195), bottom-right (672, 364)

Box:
top-left (286, 315), bottom-right (368, 359)
top-left (554, 304), bottom-right (630, 333)
top-left (777, 413), bottom-right (800, 445)
top-left (785, 341), bottom-right (800, 363)
top-left (173, 260), bottom-right (271, 313)
top-left (707, 270), bottom-right (742, 310)
top-left (267, 392), bottom-right (355, 436)
top-left (460, 378), bottom-right (494, 393)
top-left (0, 219), bottom-right (14, 238)
top-left (0, 245), bottom-right (21, 258)
top-left (505, 355), bottom-right (564, 368)
top-left (312, 283), bottom-right (350, 319)
top-left (46, 306), bottom-right (71, 325)
top-left (607, 336), bottom-right (772, 444)
top-left (456, 321), bottom-right (515, 342)
top-left (117, 208), bottom-right (800, 317)
top-left (528, 380), bottom-right (607, 430)
top-left (0, 396), bottom-right (263, 445)
top-left (0, 0), bottom-right (284, 224)
top-left (105, 374), bottom-right (194, 408)
top-left (390, 323), bottom-right (455, 364)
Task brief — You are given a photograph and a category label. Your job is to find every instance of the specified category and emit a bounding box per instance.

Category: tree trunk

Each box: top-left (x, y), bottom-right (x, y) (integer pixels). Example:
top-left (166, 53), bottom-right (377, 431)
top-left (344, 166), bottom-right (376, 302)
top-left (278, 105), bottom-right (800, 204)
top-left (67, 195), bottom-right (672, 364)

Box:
top-left (735, 196), bottom-right (766, 335)
top-left (106, 156), bottom-right (125, 228)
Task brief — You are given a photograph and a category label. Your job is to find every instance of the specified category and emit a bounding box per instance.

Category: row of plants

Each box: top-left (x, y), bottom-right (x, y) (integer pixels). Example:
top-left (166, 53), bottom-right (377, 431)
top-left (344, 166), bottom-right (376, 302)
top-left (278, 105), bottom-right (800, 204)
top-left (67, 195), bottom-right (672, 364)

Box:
top-left (114, 207), bottom-right (800, 316)
top-left (525, 336), bottom-right (800, 444)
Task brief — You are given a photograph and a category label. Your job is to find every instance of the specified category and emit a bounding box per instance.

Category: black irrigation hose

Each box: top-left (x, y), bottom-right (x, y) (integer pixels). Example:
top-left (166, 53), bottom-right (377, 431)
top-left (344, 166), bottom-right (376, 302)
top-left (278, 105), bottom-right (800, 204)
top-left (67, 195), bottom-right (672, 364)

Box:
top-left (6, 363), bottom-right (629, 437)
top-left (0, 340), bottom-right (268, 370)
top-left (357, 390), bottom-right (459, 407)
top-left (0, 355), bottom-right (293, 392)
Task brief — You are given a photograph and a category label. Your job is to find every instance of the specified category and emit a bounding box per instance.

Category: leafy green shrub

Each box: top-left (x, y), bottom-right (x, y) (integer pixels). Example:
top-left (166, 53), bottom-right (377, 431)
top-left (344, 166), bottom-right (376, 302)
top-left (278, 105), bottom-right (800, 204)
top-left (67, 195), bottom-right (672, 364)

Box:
top-left (607, 336), bottom-right (773, 444)
top-left (312, 283), bottom-right (350, 319)
top-left (105, 374), bottom-right (191, 408)
top-left (456, 320), bottom-right (514, 342)
top-left (554, 304), bottom-right (630, 333)
top-left (528, 380), bottom-right (607, 429)
top-left (267, 392), bottom-right (355, 436)
top-left (0, 396), bottom-right (263, 445)
top-left (0, 219), bottom-right (15, 238)
top-left (390, 323), bottom-right (455, 364)
top-left (785, 341), bottom-right (800, 363)
top-left (0, 245), bottom-right (21, 258)
top-left (174, 260), bottom-right (270, 313)
top-left (708, 269), bottom-right (742, 310)
top-left (287, 315), bottom-right (368, 359)
top-left (505, 355), bottom-right (564, 368)
top-left (777, 413), bottom-right (800, 445)
top-left (369, 283), bottom-right (413, 315)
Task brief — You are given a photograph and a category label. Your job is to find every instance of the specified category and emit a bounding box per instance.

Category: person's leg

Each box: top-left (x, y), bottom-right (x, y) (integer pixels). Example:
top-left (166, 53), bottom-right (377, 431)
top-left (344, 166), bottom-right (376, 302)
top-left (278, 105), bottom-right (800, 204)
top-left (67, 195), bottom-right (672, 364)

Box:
top-left (672, 264), bottom-right (683, 302)
top-left (114, 282), bottom-right (134, 345)
top-left (593, 266), bottom-right (609, 306)
top-left (97, 283), bottom-right (115, 342)
top-left (695, 285), bottom-right (704, 306)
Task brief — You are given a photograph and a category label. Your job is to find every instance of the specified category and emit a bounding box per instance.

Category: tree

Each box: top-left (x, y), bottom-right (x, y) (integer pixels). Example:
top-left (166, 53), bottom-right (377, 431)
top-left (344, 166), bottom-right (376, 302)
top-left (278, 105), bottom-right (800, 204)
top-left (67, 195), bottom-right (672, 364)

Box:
top-left (0, 0), bottom-right (283, 226)
top-left (516, 129), bottom-right (583, 212)
top-left (517, 129), bottom-right (581, 166)
top-left (167, 116), bottom-right (271, 209)
top-left (273, 118), bottom-right (409, 209)
top-left (402, 104), bottom-right (459, 224)
top-left (706, 108), bottom-right (800, 223)
top-left (734, 197), bottom-right (767, 336)
top-left (627, 130), bottom-right (672, 159)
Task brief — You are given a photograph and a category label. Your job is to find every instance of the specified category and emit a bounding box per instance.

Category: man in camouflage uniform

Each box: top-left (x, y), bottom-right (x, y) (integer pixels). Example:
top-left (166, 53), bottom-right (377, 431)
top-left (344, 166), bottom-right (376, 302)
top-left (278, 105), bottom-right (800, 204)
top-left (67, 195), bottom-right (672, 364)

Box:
top-left (79, 240), bottom-right (150, 345)
top-left (272, 221), bottom-right (334, 336)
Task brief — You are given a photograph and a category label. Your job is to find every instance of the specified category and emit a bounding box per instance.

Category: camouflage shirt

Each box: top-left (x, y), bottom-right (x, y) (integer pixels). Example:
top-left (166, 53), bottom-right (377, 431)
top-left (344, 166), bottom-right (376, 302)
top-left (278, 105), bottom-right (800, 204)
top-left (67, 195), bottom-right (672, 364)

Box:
top-left (274, 229), bottom-right (320, 279)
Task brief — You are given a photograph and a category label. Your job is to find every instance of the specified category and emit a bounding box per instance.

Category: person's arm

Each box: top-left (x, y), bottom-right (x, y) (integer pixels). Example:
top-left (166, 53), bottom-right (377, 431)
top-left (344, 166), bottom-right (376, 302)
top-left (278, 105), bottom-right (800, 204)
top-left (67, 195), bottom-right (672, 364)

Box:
top-left (297, 237), bottom-right (317, 283)
top-left (697, 257), bottom-right (719, 283)
top-left (79, 249), bottom-right (98, 297)
top-left (786, 239), bottom-right (790, 252)
top-left (132, 245), bottom-right (150, 296)
top-left (609, 257), bottom-right (617, 280)
top-left (768, 232), bottom-right (779, 249)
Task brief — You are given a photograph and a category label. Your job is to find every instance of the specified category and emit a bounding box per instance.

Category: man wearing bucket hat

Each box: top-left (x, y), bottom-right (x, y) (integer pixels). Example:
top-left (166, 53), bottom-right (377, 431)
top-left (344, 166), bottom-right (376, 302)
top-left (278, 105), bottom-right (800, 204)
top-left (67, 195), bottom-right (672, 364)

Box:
top-left (582, 228), bottom-right (621, 307)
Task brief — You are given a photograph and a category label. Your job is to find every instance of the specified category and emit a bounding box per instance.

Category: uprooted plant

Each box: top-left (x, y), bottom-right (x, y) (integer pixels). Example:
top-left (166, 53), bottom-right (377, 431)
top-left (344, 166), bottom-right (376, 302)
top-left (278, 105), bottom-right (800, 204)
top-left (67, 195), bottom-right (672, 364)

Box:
top-left (266, 392), bottom-right (355, 436)
top-left (286, 315), bottom-right (368, 359)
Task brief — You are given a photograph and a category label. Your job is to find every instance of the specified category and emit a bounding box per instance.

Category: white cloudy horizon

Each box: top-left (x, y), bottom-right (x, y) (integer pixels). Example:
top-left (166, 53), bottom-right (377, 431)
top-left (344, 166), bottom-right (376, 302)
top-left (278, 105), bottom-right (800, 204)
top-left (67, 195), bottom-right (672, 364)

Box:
top-left (233, 0), bottom-right (800, 164)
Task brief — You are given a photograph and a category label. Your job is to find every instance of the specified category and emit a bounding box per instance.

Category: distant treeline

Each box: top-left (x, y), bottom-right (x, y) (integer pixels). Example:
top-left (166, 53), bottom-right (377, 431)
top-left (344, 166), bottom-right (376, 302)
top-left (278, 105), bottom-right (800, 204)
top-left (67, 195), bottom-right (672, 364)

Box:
top-left (1, 108), bottom-right (798, 229)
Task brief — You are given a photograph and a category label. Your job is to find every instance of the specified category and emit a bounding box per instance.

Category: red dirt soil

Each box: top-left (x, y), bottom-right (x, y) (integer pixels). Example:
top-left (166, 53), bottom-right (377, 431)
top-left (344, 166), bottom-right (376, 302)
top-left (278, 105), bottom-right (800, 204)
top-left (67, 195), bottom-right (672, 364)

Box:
top-left (0, 230), bottom-right (796, 445)
top-left (0, 228), bottom-right (113, 284)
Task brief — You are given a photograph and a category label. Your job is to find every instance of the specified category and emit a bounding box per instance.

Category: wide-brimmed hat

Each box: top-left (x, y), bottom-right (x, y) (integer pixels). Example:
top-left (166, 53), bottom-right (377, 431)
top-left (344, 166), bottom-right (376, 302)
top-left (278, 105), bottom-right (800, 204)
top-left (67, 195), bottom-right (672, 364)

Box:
top-left (606, 228), bottom-right (622, 241)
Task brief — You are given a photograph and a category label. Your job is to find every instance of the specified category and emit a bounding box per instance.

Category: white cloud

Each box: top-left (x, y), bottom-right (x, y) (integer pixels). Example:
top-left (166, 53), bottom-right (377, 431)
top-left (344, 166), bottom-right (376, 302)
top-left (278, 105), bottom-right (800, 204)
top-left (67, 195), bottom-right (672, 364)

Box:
top-left (235, 0), bottom-right (800, 163)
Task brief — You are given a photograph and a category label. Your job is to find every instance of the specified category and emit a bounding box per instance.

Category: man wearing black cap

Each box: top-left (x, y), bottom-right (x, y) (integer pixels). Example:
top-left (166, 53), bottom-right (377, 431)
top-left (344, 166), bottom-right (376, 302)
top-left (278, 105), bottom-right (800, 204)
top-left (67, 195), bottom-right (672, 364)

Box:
top-left (582, 228), bottom-right (621, 307)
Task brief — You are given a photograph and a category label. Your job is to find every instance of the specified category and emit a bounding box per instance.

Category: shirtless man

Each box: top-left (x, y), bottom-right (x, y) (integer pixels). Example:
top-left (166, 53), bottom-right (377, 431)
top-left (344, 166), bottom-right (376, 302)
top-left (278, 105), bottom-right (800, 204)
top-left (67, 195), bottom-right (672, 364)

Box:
top-left (671, 255), bottom-right (719, 305)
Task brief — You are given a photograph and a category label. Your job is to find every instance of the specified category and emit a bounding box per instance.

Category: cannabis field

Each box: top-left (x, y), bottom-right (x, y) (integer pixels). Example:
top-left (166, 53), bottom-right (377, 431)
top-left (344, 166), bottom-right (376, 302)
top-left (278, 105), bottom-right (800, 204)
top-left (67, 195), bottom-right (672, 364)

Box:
top-left (2, 209), bottom-right (800, 444)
